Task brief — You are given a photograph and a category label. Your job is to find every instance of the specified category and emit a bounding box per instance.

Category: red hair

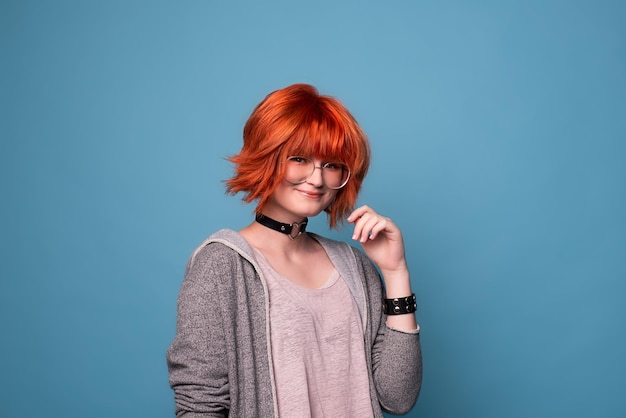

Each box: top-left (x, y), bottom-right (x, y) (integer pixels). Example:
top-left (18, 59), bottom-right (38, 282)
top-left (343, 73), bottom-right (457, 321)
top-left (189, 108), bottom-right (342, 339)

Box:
top-left (226, 84), bottom-right (370, 228)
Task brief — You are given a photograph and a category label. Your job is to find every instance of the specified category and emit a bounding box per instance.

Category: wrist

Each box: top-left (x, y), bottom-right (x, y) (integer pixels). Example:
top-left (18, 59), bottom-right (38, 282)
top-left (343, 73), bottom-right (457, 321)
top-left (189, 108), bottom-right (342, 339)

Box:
top-left (380, 266), bottom-right (412, 298)
top-left (379, 262), bottom-right (409, 281)
top-left (383, 294), bottom-right (417, 315)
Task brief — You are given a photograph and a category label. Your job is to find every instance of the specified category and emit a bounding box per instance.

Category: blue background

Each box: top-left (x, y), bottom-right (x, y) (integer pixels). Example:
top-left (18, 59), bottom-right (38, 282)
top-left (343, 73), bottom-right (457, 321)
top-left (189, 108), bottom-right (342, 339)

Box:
top-left (2, 1), bottom-right (625, 417)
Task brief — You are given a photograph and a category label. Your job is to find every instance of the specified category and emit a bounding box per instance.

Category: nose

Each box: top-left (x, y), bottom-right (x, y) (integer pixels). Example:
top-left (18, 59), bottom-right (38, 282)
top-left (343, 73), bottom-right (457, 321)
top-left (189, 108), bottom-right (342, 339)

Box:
top-left (306, 165), bottom-right (325, 187)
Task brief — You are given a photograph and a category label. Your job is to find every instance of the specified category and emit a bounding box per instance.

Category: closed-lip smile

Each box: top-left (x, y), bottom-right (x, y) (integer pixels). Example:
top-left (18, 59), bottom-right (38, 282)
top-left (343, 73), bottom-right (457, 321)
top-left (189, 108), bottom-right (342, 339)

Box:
top-left (297, 189), bottom-right (323, 199)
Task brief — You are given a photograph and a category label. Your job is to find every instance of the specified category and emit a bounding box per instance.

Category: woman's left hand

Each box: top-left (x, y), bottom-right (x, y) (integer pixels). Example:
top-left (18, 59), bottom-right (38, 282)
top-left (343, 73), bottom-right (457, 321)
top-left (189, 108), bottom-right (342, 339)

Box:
top-left (347, 205), bottom-right (407, 274)
top-left (349, 206), bottom-right (417, 331)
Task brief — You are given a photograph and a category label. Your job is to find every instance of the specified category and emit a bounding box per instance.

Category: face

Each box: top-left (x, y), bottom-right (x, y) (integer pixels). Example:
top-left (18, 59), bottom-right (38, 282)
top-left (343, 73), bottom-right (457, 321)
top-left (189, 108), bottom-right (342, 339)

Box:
top-left (264, 157), bottom-right (340, 222)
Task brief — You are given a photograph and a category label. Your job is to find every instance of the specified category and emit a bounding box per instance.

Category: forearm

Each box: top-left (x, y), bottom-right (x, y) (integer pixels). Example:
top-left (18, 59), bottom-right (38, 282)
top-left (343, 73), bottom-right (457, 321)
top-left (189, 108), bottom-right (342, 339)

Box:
top-left (373, 326), bottom-right (423, 414)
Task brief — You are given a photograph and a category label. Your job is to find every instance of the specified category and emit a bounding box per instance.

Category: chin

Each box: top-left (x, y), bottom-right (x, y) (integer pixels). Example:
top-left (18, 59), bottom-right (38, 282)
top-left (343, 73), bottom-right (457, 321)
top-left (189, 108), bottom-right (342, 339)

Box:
top-left (294, 205), bottom-right (328, 219)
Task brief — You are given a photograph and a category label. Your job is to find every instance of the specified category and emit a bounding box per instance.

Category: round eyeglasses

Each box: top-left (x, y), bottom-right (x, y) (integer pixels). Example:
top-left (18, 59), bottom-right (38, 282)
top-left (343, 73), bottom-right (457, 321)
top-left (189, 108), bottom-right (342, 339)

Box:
top-left (284, 156), bottom-right (351, 189)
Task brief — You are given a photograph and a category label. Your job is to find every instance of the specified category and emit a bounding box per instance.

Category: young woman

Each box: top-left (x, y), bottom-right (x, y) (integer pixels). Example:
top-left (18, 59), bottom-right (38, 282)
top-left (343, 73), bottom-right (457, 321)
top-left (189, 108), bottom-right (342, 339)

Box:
top-left (167, 84), bottom-right (422, 417)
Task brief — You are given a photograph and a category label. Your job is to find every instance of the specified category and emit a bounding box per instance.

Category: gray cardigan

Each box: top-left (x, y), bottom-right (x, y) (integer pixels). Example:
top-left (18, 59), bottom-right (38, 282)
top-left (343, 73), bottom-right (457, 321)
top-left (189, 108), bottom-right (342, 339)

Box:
top-left (167, 229), bottom-right (422, 417)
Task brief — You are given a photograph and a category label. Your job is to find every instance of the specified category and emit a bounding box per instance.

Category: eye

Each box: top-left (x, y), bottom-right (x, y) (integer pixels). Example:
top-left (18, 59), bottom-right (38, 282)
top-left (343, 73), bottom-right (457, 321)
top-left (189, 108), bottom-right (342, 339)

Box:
top-left (323, 162), bottom-right (343, 171)
top-left (288, 156), bottom-right (310, 164)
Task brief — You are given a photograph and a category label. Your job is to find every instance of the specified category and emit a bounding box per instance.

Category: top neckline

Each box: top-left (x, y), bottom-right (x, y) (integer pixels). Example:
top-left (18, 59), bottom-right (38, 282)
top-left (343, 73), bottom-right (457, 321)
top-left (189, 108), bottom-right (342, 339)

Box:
top-left (252, 247), bottom-right (340, 291)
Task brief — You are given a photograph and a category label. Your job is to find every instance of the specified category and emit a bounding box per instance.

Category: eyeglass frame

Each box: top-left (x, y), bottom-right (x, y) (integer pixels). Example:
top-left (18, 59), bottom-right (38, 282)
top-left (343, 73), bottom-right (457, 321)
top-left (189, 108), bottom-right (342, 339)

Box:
top-left (283, 156), bottom-right (351, 190)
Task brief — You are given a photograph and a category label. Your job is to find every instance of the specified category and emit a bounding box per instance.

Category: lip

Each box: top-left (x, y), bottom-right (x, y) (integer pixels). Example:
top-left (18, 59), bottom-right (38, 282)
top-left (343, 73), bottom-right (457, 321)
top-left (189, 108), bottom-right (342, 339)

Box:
top-left (296, 189), bottom-right (324, 199)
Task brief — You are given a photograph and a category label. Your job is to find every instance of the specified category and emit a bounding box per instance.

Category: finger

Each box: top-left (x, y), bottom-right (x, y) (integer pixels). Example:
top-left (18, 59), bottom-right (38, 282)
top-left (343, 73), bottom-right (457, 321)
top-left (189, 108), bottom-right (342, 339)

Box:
top-left (364, 216), bottom-right (392, 242)
top-left (347, 205), bottom-right (374, 223)
top-left (368, 217), bottom-right (389, 241)
top-left (351, 212), bottom-right (372, 241)
top-left (356, 214), bottom-right (382, 243)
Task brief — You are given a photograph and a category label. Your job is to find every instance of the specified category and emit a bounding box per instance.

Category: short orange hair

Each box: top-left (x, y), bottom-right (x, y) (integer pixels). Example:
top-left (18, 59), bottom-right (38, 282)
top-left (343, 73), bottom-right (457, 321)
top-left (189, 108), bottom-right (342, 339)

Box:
top-left (226, 83), bottom-right (370, 228)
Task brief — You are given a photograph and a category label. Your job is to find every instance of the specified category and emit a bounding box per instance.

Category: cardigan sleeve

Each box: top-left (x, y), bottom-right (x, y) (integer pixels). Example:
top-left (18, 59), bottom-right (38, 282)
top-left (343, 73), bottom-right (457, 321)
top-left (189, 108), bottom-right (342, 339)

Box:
top-left (372, 325), bottom-right (423, 414)
top-left (355, 249), bottom-right (423, 415)
top-left (166, 245), bottom-right (231, 417)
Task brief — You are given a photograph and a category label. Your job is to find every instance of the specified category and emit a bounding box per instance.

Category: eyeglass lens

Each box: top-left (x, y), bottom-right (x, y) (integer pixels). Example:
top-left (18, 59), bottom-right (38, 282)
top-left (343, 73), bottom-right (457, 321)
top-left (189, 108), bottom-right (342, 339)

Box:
top-left (285, 156), bottom-right (350, 189)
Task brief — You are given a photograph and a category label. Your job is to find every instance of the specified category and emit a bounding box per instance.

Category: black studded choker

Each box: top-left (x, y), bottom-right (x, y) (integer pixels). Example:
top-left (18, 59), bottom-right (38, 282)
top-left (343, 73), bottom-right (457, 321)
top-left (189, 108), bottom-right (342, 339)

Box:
top-left (255, 213), bottom-right (308, 240)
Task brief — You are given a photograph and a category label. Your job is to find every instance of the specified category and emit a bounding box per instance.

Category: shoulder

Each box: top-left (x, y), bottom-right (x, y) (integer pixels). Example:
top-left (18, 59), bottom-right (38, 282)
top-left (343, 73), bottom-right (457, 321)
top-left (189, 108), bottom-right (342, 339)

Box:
top-left (184, 229), bottom-right (257, 284)
top-left (191, 228), bottom-right (254, 259)
top-left (310, 233), bottom-right (380, 281)
top-left (190, 241), bottom-right (240, 269)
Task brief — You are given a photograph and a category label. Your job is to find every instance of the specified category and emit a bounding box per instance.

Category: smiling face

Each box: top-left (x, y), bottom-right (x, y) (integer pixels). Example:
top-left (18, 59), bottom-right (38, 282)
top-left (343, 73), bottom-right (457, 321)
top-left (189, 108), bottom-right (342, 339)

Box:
top-left (264, 157), bottom-right (340, 223)
top-left (226, 83), bottom-right (371, 228)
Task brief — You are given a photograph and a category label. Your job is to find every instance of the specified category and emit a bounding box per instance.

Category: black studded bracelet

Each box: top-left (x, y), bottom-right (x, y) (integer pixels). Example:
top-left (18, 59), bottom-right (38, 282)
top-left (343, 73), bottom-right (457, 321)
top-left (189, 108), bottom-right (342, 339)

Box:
top-left (382, 294), bottom-right (417, 315)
